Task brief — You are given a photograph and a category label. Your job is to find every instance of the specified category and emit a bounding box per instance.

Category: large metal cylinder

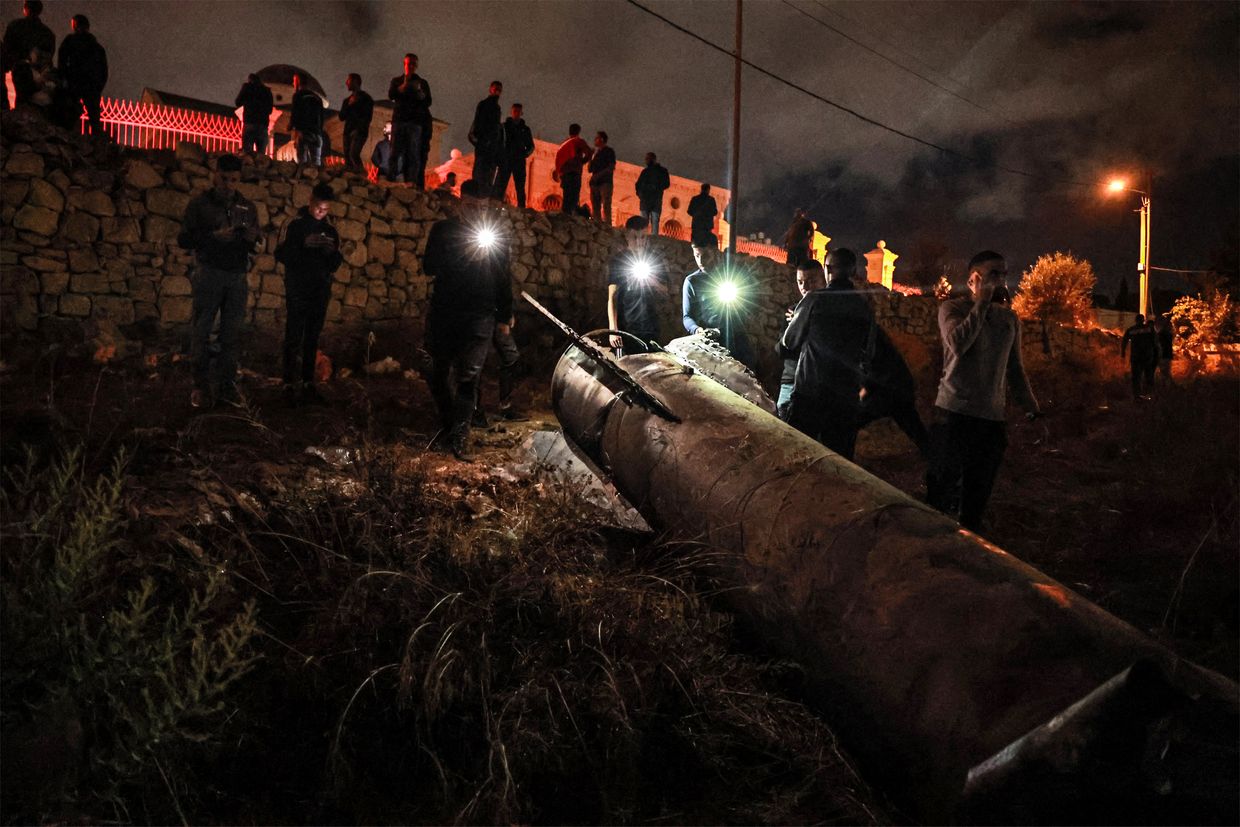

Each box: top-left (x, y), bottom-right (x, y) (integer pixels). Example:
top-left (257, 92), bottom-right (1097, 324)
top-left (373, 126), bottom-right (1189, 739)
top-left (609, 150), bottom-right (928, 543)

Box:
top-left (550, 346), bottom-right (1238, 821)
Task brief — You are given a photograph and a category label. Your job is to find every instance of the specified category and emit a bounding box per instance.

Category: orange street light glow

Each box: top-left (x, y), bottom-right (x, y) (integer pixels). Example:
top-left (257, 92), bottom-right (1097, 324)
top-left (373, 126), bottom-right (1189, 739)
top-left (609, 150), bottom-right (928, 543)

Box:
top-left (1107, 179), bottom-right (1126, 192)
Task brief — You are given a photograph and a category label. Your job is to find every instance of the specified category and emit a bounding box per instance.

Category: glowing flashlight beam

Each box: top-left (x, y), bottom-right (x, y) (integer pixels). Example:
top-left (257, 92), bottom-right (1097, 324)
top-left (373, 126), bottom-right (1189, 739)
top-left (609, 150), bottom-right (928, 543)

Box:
top-left (475, 226), bottom-right (498, 249)
top-left (717, 281), bottom-right (740, 305)
top-left (630, 257), bottom-right (653, 281)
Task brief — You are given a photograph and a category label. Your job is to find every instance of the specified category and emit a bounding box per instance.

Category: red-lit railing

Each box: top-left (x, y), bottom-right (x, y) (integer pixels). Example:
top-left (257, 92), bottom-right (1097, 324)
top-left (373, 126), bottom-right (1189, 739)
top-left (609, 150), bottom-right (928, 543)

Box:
top-left (734, 237), bottom-right (788, 263)
top-left (83, 96), bottom-right (243, 153)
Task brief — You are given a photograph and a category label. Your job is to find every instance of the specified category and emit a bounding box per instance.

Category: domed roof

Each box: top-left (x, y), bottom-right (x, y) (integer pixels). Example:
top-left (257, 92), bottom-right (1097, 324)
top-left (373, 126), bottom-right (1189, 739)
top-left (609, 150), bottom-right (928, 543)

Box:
top-left (255, 64), bottom-right (327, 100)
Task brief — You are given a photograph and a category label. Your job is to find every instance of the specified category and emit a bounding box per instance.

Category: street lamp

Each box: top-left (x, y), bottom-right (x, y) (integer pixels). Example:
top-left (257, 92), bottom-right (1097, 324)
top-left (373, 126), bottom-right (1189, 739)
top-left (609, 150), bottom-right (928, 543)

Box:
top-left (1106, 175), bottom-right (1152, 318)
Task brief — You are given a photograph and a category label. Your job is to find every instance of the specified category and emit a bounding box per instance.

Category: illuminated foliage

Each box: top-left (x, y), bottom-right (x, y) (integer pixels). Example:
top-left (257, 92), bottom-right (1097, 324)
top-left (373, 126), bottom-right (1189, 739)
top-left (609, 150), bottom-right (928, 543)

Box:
top-left (1013, 251), bottom-right (1096, 327)
top-left (1169, 289), bottom-right (1239, 362)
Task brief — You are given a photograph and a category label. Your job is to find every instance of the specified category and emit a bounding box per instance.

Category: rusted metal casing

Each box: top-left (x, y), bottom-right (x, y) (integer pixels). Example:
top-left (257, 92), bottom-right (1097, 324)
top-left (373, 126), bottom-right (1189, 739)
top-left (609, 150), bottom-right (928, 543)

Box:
top-left (550, 346), bottom-right (1239, 822)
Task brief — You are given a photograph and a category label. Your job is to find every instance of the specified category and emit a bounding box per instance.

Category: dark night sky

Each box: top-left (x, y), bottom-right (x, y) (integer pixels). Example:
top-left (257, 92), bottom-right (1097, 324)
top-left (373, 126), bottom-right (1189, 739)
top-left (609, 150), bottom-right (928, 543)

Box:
top-left (7, 0), bottom-right (1238, 294)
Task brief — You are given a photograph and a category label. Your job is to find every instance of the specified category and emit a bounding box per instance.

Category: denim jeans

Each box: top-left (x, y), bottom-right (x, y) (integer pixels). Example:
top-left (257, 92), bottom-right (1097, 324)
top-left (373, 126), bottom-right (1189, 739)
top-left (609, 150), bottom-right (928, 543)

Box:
top-left (641, 210), bottom-right (661, 235)
top-left (296, 131), bottom-right (322, 166)
top-left (191, 265), bottom-right (248, 392)
top-left (590, 180), bottom-right (613, 224)
top-left (391, 120), bottom-right (423, 184)
top-left (429, 315), bottom-right (495, 439)
top-left (242, 121), bottom-right (268, 154)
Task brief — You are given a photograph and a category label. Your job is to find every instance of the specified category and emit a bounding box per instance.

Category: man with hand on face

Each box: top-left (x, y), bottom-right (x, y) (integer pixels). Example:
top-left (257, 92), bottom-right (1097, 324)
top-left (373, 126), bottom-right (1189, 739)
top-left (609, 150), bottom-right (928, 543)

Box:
top-left (682, 243), bottom-right (754, 368)
top-left (496, 102), bottom-right (534, 208)
top-left (927, 250), bottom-right (1040, 532)
top-left (607, 216), bottom-right (660, 355)
top-left (178, 154), bottom-right (260, 409)
top-left (275, 183), bottom-right (343, 406)
top-left (422, 180), bottom-right (514, 461)
top-left (388, 53), bottom-right (431, 186)
top-left (775, 258), bottom-right (826, 420)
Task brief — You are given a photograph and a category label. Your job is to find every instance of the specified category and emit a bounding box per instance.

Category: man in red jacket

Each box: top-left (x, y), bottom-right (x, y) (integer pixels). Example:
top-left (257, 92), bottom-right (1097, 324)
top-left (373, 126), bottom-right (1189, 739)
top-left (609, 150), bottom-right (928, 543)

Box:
top-left (553, 123), bottom-right (592, 215)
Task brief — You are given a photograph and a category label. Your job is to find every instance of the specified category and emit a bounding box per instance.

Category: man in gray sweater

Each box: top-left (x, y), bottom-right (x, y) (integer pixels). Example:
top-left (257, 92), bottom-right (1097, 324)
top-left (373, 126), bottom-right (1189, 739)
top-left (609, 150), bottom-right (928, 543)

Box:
top-left (926, 250), bottom-right (1040, 532)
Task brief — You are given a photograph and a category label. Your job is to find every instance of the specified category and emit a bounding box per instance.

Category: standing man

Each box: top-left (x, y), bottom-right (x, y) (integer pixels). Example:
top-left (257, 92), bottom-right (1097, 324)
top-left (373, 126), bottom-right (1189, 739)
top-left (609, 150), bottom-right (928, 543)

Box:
top-left (289, 73), bottom-right (323, 167)
top-left (370, 122), bottom-right (397, 180)
top-left (607, 216), bottom-right (661, 353)
top-left (587, 131), bottom-right (616, 225)
top-left (275, 183), bottom-right (343, 406)
top-left (2, 1), bottom-right (55, 113)
top-left (177, 154), bottom-right (260, 409)
top-left (775, 258), bottom-right (827, 419)
top-left (688, 183), bottom-right (718, 248)
top-left (682, 242), bottom-right (754, 368)
top-left (1153, 314), bottom-right (1174, 386)
top-left (388, 53), bottom-right (431, 186)
top-left (780, 248), bottom-right (874, 460)
top-left (781, 208), bottom-right (815, 268)
top-left (57, 14), bottom-right (106, 136)
top-left (635, 152), bottom-right (670, 235)
top-left (1121, 314), bottom-right (1160, 400)
top-left (468, 80), bottom-right (504, 197)
top-left (553, 123), bottom-right (592, 215)
top-left (927, 250), bottom-right (1040, 532)
top-left (338, 73), bottom-right (373, 173)
top-left (235, 73), bottom-right (273, 156)
top-left (496, 102), bottom-right (534, 208)
top-left (422, 180), bottom-right (514, 461)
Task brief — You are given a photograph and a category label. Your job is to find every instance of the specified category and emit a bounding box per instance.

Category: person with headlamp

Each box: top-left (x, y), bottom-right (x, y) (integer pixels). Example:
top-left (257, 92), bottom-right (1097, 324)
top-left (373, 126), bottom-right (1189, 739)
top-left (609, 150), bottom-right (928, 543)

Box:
top-left (606, 216), bottom-right (661, 355)
top-left (681, 242), bottom-right (755, 368)
top-left (422, 180), bottom-right (514, 461)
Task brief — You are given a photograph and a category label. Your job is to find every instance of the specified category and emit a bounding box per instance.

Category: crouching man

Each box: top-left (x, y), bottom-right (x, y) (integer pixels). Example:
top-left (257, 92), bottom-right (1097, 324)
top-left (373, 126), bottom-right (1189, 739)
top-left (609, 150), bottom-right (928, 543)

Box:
top-left (275, 182), bottom-right (343, 405)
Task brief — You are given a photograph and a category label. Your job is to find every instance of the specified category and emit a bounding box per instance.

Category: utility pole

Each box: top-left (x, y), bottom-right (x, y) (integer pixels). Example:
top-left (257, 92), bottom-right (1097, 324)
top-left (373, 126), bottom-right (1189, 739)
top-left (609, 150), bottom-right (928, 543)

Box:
top-left (1138, 172), bottom-right (1152, 318)
top-left (728, 0), bottom-right (742, 258)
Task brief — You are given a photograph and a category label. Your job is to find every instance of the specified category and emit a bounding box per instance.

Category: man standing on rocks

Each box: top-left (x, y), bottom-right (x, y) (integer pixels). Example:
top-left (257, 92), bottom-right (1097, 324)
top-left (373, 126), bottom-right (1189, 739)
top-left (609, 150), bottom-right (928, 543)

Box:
top-left (587, 131), bottom-right (616, 225)
top-left (235, 73), bottom-right (273, 156)
top-left (468, 80), bottom-right (504, 198)
top-left (496, 102), bottom-right (534, 208)
top-left (2, 0), bottom-right (55, 113)
top-left (422, 180), bottom-right (514, 461)
top-left (290, 72), bottom-right (324, 167)
top-left (338, 73), bottom-right (373, 173)
top-left (178, 153), bottom-right (260, 408)
top-left (927, 250), bottom-right (1040, 532)
top-left (57, 14), bottom-right (107, 137)
top-left (388, 53), bottom-right (431, 187)
top-left (276, 183), bottom-right (342, 406)
top-left (635, 152), bottom-right (670, 235)
top-left (688, 183), bottom-right (718, 248)
top-left (553, 123), bottom-right (591, 214)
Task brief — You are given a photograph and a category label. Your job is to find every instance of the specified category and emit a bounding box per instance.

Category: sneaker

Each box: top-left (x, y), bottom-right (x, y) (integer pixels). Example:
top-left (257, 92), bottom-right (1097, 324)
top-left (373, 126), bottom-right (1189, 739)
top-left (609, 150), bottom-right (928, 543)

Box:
top-left (190, 388), bottom-right (207, 408)
top-left (498, 405), bottom-right (528, 421)
top-left (302, 384), bottom-right (328, 406)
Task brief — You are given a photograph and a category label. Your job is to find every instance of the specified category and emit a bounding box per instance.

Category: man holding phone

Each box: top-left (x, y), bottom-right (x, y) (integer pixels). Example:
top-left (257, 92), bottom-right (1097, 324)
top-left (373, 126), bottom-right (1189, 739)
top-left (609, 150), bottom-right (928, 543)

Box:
top-left (927, 250), bottom-right (1040, 532)
top-left (178, 153), bottom-right (260, 408)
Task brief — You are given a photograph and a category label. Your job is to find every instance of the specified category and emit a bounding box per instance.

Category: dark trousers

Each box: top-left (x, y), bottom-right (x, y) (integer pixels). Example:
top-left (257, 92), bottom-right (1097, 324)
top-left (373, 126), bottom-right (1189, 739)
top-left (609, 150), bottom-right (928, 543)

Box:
top-left (926, 408), bottom-right (1007, 532)
top-left (391, 120), bottom-right (423, 184)
top-left (242, 121), bottom-right (268, 154)
top-left (472, 145), bottom-right (501, 197)
top-left (477, 326), bottom-right (521, 411)
top-left (191, 265), bottom-right (248, 392)
top-left (1130, 360), bottom-right (1155, 397)
top-left (859, 390), bottom-right (930, 457)
top-left (429, 316), bottom-right (495, 441)
top-left (495, 158), bottom-right (527, 208)
top-left (786, 389), bottom-right (860, 461)
top-left (417, 119), bottom-right (431, 189)
top-left (343, 129), bottom-right (367, 171)
top-left (283, 276), bottom-right (330, 385)
top-left (560, 172), bottom-right (582, 213)
top-left (73, 87), bottom-right (103, 136)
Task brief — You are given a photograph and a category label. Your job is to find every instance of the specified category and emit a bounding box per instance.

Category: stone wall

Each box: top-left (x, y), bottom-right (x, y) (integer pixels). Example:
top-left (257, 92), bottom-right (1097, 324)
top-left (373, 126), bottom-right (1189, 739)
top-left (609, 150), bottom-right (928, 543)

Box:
top-left (0, 114), bottom-right (1114, 389)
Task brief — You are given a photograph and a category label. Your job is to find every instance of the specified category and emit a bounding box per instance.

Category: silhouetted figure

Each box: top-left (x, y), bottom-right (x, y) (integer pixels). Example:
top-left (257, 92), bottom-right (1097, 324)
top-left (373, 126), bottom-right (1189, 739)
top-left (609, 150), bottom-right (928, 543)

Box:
top-left (2, 0), bottom-right (54, 112)
top-left (776, 259), bottom-right (827, 419)
top-left (177, 154), bottom-right (260, 409)
top-left (388, 53), bottom-right (431, 186)
top-left (607, 216), bottom-right (661, 354)
top-left (235, 73), bottom-right (273, 155)
top-left (469, 80), bottom-right (503, 197)
top-left (687, 183), bottom-right (718, 248)
top-left (859, 327), bottom-right (930, 457)
top-left (370, 122), bottom-right (399, 180)
top-left (57, 14), bottom-right (107, 136)
top-left (338, 73), bottom-right (373, 172)
top-left (276, 183), bottom-right (343, 406)
top-left (588, 131), bottom-right (616, 224)
top-left (683, 242), bottom-right (755, 369)
top-left (553, 123), bottom-right (592, 214)
top-left (496, 102), bottom-right (534, 208)
top-left (290, 73), bottom-right (324, 167)
top-left (782, 208), bottom-right (815, 268)
top-left (927, 250), bottom-right (1040, 532)
top-left (1153, 314), bottom-right (1174, 385)
top-left (1121, 314), bottom-right (1160, 400)
top-left (781, 248), bottom-right (874, 460)
top-left (10, 44), bottom-right (54, 112)
top-left (635, 152), bottom-right (670, 235)
top-left (435, 171), bottom-right (457, 192)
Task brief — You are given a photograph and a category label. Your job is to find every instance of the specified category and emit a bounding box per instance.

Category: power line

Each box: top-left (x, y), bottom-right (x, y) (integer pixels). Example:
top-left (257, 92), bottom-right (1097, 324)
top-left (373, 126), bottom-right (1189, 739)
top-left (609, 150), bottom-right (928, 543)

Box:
top-left (780, 0), bottom-right (1015, 125)
top-left (623, 0), bottom-right (1087, 187)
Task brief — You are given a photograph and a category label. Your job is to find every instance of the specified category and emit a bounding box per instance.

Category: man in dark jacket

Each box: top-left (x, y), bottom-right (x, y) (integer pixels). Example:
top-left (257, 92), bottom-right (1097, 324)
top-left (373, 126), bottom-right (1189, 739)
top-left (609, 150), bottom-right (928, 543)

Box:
top-left (57, 14), bottom-right (107, 135)
top-left (682, 242), bottom-right (755, 368)
top-left (776, 259), bottom-right (827, 419)
top-left (495, 102), bottom-right (534, 208)
top-left (387, 53), bottom-right (431, 186)
top-left (635, 152), bottom-right (670, 235)
top-left (2, 0), bottom-right (54, 112)
top-left (338, 73), bottom-right (373, 172)
top-left (423, 180), bottom-right (514, 460)
top-left (370, 121), bottom-right (399, 180)
top-left (1121, 314), bottom-right (1161, 400)
top-left (588, 131), bottom-right (616, 224)
top-left (688, 183), bottom-right (718, 248)
top-left (290, 73), bottom-right (323, 167)
top-left (235, 73), bottom-right (273, 155)
top-left (607, 216), bottom-right (661, 354)
top-left (177, 154), bottom-right (260, 408)
top-left (469, 80), bottom-right (503, 198)
top-left (780, 248), bottom-right (874, 460)
top-left (275, 183), bottom-right (343, 405)
top-left (857, 327), bottom-right (929, 457)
